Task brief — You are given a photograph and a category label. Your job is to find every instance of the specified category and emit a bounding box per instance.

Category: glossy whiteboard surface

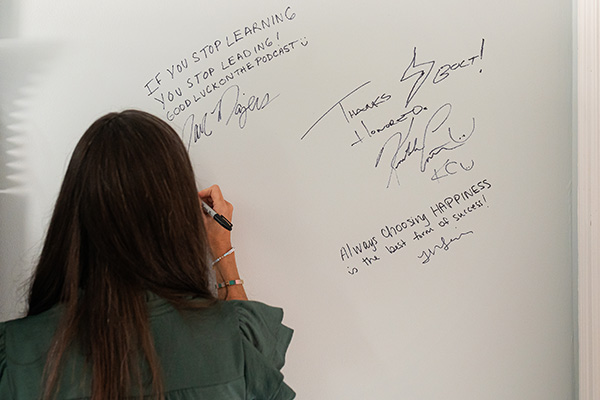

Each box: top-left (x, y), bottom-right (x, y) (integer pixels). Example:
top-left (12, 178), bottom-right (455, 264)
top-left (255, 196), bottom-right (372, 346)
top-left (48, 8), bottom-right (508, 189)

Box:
top-left (1, 1), bottom-right (574, 399)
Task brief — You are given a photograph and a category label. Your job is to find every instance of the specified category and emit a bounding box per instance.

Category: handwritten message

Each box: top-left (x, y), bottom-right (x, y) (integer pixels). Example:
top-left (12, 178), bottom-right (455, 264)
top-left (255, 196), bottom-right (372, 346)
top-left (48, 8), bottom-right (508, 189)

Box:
top-left (142, 14), bottom-right (492, 274)
top-left (292, 39), bottom-right (491, 272)
top-left (302, 39), bottom-right (486, 189)
top-left (342, 179), bottom-right (492, 275)
top-left (141, 5), bottom-right (308, 149)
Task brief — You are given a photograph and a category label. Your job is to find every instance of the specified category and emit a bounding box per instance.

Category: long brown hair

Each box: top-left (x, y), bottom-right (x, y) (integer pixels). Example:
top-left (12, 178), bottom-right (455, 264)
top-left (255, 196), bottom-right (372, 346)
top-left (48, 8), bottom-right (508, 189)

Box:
top-left (27, 110), bottom-right (216, 400)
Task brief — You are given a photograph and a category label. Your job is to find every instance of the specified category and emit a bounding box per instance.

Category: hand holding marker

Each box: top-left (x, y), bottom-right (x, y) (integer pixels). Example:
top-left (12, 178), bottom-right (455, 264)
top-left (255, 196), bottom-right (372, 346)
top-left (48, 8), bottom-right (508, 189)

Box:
top-left (202, 200), bottom-right (233, 231)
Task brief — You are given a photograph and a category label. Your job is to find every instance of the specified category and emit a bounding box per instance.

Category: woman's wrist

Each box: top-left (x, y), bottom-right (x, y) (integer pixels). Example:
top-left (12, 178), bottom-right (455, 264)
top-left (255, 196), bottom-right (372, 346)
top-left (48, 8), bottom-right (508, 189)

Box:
top-left (214, 258), bottom-right (247, 300)
top-left (214, 256), bottom-right (241, 281)
top-left (211, 247), bottom-right (235, 267)
top-left (211, 247), bottom-right (246, 300)
top-left (210, 240), bottom-right (233, 257)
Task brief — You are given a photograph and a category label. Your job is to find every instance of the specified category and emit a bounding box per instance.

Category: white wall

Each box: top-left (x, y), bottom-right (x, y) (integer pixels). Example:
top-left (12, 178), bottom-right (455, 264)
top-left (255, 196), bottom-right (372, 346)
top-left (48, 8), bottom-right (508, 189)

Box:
top-left (1, 1), bottom-right (576, 399)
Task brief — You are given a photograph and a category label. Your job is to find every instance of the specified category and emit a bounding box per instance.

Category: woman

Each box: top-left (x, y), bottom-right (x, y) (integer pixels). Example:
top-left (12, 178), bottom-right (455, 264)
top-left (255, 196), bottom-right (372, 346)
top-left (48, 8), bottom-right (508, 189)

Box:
top-left (0, 110), bottom-right (294, 399)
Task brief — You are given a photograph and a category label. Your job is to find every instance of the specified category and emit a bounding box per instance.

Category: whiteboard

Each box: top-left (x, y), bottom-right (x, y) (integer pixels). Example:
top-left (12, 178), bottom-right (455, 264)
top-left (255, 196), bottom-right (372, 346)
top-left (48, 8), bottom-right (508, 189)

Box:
top-left (0, 1), bottom-right (575, 399)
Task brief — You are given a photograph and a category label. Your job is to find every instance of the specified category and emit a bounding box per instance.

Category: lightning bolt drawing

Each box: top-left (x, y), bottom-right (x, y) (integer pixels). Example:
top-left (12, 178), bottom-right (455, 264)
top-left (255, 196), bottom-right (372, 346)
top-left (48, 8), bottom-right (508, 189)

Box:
top-left (400, 47), bottom-right (435, 107)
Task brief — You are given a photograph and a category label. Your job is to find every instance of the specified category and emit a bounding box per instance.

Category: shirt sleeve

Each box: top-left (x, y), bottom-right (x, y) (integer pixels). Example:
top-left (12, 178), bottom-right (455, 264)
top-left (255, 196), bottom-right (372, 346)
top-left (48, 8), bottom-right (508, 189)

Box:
top-left (232, 301), bottom-right (295, 400)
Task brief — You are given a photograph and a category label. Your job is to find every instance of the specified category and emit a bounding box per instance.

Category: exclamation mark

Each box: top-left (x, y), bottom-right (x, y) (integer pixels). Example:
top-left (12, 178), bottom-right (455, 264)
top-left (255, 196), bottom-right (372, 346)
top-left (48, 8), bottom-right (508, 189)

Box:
top-left (479, 38), bottom-right (485, 73)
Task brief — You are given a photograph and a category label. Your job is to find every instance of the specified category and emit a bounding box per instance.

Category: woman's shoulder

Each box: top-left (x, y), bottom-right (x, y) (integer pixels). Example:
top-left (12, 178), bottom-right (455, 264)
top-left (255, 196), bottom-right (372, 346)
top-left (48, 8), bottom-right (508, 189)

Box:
top-left (205, 300), bottom-right (293, 350)
top-left (1, 307), bottom-right (61, 364)
top-left (147, 299), bottom-right (294, 399)
top-left (151, 299), bottom-right (292, 346)
top-left (226, 300), bottom-right (292, 348)
top-left (225, 301), bottom-right (295, 398)
top-left (0, 308), bottom-right (63, 399)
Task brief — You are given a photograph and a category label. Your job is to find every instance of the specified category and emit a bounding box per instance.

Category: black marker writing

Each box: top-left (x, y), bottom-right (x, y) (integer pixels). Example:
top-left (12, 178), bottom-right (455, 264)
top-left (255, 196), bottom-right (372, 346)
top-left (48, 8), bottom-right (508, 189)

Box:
top-left (180, 85), bottom-right (278, 149)
top-left (417, 231), bottom-right (474, 264)
top-left (301, 81), bottom-right (371, 140)
top-left (400, 47), bottom-right (435, 107)
top-left (375, 103), bottom-right (475, 188)
top-left (213, 84), bottom-right (279, 129)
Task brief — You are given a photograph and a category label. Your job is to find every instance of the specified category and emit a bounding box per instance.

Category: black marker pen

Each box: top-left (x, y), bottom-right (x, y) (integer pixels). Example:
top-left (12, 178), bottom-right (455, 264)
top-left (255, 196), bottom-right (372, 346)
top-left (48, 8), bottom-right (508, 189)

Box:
top-left (201, 201), bottom-right (233, 231)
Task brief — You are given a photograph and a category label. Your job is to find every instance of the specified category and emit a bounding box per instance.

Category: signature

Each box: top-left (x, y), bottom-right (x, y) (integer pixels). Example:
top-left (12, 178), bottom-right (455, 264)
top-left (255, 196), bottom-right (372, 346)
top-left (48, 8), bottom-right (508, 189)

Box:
top-left (375, 103), bottom-right (475, 188)
top-left (180, 85), bottom-right (279, 150)
top-left (213, 84), bottom-right (279, 129)
top-left (417, 230), bottom-right (474, 264)
top-left (181, 112), bottom-right (211, 150)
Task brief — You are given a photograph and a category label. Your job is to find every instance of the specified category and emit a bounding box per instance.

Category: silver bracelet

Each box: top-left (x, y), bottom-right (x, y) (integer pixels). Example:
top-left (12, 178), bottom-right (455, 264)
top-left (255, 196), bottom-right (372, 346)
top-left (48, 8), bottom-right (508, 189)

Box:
top-left (211, 247), bottom-right (235, 267)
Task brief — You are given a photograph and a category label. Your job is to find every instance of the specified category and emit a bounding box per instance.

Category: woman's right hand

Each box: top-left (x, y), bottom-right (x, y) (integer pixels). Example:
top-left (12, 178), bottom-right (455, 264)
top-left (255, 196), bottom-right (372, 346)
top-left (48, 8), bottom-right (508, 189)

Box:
top-left (198, 185), bottom-right (247, 300)
top-left (198, 184), bottom-right (233, 255)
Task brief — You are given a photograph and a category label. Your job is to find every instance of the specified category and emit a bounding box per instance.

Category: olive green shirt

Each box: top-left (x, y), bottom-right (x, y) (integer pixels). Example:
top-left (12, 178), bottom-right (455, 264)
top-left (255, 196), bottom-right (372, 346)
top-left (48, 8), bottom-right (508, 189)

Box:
top-left (0, 297), bottom-right (295, 399)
